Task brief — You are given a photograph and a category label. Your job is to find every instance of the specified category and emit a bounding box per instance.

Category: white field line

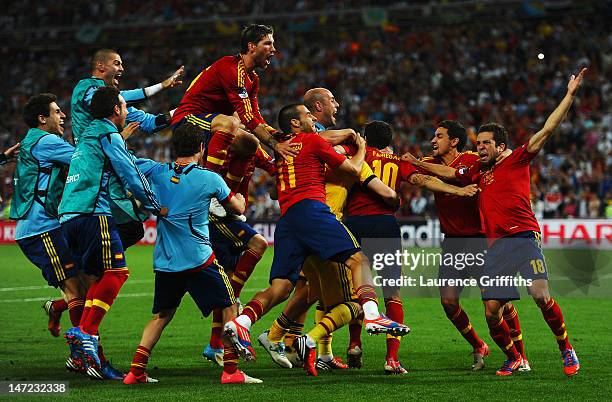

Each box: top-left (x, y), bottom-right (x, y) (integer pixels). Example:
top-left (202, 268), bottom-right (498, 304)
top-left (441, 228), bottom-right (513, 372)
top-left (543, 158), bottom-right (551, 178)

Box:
top-left (0, 279), bottom-right (153, 292)
top-left (0, 292), bottom-right (153, 303)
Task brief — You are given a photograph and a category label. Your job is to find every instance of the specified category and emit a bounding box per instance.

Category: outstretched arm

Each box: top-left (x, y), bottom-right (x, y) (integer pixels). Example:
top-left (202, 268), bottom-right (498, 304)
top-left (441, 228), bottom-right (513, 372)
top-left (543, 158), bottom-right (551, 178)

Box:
top-left (409, 173), bottom-right (478, 197)
top-left (527, 68), bottom-right (586, 154)
top-left (1, 142), bottom-right (20, 165)
top-left (366, 177), bottom-right (400, 208)
top-left (319, 129), bottom-right (357, 145)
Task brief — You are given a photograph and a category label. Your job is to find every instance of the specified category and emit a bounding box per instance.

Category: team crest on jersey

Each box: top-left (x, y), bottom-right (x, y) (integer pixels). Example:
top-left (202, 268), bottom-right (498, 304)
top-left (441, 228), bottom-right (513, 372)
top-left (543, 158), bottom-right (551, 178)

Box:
top-left (482, 171), bottom-right (494, 186)
top-left (170, 176), bottom-right (180, 184)
top-left (237, 87), bottom-right (248, 98)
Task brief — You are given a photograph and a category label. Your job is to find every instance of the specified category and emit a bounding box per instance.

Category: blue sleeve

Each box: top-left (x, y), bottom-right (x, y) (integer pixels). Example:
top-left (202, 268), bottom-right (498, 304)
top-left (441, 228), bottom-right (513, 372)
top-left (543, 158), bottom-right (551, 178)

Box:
top-left (209, 171), bottom-right (231, 201)
top-left (126, 107), bottom-right (167, 134)
top-left (32, 135), bottom-right (75, 165)
top-left (134, 158), bottom-right (161, 179)
top-left (83, 86), bottom-right (99, 107)
top-left (101, 132), bottom-right (163, 214)
top-left (120, 89), bottom-right (147, 105)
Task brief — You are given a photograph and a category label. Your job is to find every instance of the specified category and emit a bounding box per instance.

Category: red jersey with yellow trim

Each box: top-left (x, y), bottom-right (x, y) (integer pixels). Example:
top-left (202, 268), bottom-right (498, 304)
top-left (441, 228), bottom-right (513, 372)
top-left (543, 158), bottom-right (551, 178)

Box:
top-left (275, 132), bottom-right (346, 216)
top-left (456, 144), bottom-right (540, 243)
top-left (345, 146), bottom-right (417, 216)
top-left (171, 55), bottom-right (268, 131)
top-left (418, 152), bottom-right (482, 236)
top-left (236, 146), bottom-right (276, 208)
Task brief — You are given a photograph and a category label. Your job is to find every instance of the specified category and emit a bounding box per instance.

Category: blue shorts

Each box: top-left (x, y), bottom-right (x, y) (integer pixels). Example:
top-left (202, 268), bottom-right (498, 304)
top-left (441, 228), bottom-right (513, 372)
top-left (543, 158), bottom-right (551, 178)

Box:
top-left (62, 215), bottom-right (127, 277)
top-left (344, 214), bottom-right (401, 242)
top-left (270, 200), bottom-right (361, 285)
top-left (172, 113), bottom-right (218, 137)
top-left (438, 236), bottom-right (486, 288)
top-left (481, 231), bottom-right (548, 301)
top-left (345, 214), bottom-right (401, 295)
top-left (17, 227), bottom-right (78, 288)
top-left (209, 215), bottom-right (258, 271)
top-left (152, 259), bottom-right (235, 316)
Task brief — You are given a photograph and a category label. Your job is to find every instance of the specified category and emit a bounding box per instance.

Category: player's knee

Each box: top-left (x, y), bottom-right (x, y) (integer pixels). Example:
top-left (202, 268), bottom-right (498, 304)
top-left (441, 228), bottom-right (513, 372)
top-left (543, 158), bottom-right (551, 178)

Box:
top-left (155, 309), bottom-right (176, 323)
top-left (211, 115), bottom-right (240, 134)
top-left (440, 298), bottom-right (459, 313)
top-left (248, 234), bottom-right (267, 256)
top-left (271, 279), bottom-right (294, 302)
top-left (532, 294), bottom-right (550, 308)
top-left (484, 301), bottom-right (502, 323)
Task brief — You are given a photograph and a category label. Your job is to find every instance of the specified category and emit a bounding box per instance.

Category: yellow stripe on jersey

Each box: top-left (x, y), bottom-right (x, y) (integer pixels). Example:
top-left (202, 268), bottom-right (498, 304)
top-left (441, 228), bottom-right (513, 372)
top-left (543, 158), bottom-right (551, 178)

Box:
top-left (186, 71), bottom-right (204, 91)
top-left (237, 61), bottom-right (245, 87)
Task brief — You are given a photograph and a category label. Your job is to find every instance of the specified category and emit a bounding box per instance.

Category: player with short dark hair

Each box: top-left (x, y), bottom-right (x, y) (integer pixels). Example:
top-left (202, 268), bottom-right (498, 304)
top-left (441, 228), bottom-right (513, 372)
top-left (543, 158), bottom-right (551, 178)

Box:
top-left (171, 24), bottom-right (297, 191)
top-left (124, 123), bottom-right (260, 384)
top-left (408, 120), bottom-right (529, 371)
top-left (10, 93), bottom-right (88, 367)
top-left (345, 120), bottom-right (479, 374)
top-left (201, 143), bottom-right (275, 366)
top-left (59, 87), bottom-right (165, 379)
top-left (71, 48), bottom-right (183, 249)
top-left (435, 69), bottom-right (586, 376)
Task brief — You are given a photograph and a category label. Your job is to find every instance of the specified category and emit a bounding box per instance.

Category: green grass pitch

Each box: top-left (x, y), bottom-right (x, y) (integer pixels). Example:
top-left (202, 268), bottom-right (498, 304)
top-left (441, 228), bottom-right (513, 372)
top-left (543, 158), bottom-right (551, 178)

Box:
top-left (0, 244), bottom-right (610, 401)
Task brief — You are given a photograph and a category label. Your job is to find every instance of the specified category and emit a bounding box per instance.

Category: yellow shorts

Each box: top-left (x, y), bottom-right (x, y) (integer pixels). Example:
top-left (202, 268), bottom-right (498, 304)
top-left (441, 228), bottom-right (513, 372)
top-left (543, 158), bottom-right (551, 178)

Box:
top-left (301, 255), bottom-right (357, 311)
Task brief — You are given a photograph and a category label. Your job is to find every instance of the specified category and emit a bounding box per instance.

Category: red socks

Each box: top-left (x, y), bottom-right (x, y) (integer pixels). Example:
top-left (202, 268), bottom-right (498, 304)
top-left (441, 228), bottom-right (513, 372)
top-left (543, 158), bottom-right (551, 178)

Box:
top-left (540, 299), bottom-right (572, 351)
top-left (210, 309), bottom-right (224, 349)
top-left (205, 131), bottom-right (234, 172)
top-left (355, 285), bottom-right (378, 306)
top-left (503, 304), bottom-right (526, 358)
top-left (445, 304), bottom-right (484, 350)
top-left (225, 156), bottom-right (252, 193)
top-left (223, 345), bottom-right (239, 374)
top-left (230, 249), bottom-right (262, 297)
top-left (348, 319), bottom-right (363, 349)
top-left (488, 317), bottom-right (521, 360)
top-left (243, 299), bottom-right (264, 325)
top-left (130, 345), bottom-right (151, 376)
top-left (384, 299), bottom-right (404, 361)
top-left (67, 298), bottom-right (85, 327)
top-left (80, 269), bottom-right (129, 335)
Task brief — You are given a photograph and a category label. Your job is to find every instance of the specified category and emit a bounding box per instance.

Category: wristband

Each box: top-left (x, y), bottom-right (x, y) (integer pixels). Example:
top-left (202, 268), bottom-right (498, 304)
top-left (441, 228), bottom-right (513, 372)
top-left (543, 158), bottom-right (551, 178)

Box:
top-left (144, 83), bottom-right (163, 97)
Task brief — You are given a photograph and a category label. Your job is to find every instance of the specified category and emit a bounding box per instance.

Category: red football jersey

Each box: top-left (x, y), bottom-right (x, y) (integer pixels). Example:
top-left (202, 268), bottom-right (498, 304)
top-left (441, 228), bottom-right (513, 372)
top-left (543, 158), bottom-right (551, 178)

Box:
top-left (276, 132), bottom-right (346, 215)
top-left (456, 144), bottom-right (540, 244)
top-left (345, 146), bottom-right (417, 216)
top-left (171, 55), bottom-right (267, 131)
top-left (236, 146), bottom-right (276, 208)
top-left (418, 152), bottom-right (482, 236)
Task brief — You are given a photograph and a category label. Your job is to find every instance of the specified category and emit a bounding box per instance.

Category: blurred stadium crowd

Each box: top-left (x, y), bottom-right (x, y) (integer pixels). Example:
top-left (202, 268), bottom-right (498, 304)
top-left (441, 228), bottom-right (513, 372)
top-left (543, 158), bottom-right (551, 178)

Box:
top-left (1, 1), bottom-right (610, 220)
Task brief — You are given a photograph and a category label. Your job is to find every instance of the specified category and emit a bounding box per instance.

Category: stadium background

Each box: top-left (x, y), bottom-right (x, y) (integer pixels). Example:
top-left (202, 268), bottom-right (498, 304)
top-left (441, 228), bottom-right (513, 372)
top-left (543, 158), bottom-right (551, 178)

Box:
top-left (0, 1), bottom-right (610, 400)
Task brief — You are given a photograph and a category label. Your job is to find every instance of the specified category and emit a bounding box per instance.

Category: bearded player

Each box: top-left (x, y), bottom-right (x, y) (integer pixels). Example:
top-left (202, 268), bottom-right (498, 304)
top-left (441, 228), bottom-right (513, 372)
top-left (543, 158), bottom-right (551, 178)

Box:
top-left (408, 120), bottom-right (529, 371)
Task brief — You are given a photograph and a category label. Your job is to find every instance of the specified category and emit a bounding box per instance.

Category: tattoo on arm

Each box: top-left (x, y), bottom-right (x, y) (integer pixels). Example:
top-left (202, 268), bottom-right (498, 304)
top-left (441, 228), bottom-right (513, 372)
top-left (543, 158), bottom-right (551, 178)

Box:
top-left (410, 173), bottom-right (431, 186)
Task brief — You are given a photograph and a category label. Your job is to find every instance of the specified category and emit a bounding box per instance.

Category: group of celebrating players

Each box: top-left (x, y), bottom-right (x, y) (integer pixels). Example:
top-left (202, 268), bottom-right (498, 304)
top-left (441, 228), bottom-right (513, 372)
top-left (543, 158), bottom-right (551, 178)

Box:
top-left (4, 24), bottom-right (584, 385)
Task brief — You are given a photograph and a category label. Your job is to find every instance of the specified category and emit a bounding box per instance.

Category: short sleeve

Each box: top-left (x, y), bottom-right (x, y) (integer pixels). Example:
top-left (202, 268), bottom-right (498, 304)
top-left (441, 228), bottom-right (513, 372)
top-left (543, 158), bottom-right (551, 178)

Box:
top-left (359, 161), bottom-right (375, 184)
top-left (504, 144), bottom-right (538, 167)
top-left (315, 135), bottom-right (346, 169)
top-left (455, 163), bottom-right (480, 185)
top-left (208, 171), bottom-right (231, 202)
top-left (400, 160), bottom-right (418, 181)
